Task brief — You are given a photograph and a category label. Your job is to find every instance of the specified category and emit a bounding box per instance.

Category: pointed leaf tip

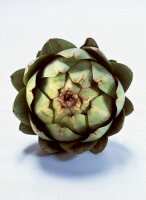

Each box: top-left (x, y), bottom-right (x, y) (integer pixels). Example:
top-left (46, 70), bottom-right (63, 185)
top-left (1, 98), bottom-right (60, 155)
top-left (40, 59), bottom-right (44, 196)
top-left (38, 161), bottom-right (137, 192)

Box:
top-left (124, 97), bottom-right (134, 116)
top-left (19, 123), bottom-right (36, 135)
top-left (81, 38), bottom-right (99, 48)
top-left (11, 68), bottom-right (25, 91)
top-left (90, 137), bottom-right (108, 154)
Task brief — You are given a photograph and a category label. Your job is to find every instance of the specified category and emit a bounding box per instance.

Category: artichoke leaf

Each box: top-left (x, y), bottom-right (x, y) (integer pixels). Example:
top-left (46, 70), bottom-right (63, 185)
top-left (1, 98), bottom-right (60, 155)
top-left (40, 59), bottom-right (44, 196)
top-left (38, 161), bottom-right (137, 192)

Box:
top-left (60, 114), bottom-right (88, 135)
top-left (53, 99), bottom-right (70, 123)
top-left (33, 89), bottom-right (54, 124)
top-left (39, 38), bottom-right (76, 56)
top-left (11, 68), bottom-right (25, 91)
top-left (45, 124), bottom-right (81, 142)
top-left (39, 138), bottom-right (63, 154)
top-left (110, 60), bottom-right (133, 92)
top-left (70, 100), bottom-right (82, 115)
top-left (39, 73), bottom-right (66, 99)
top-left (68, 60), bottom-right (92, 88)
top-left (36, 50), bottom-right (41, 57)
top-left (82, 47), bottom-right (113, 73)
top-left (23, 54), bottom-right (60, 85)
top-left (29, 115), bottom-right (51, 140)
top-left (57, 48), bottom-right (96, 60)
top-left (124, 97), bottom-right (134, 116)
top-left (83, 121), bottom-right (112, 142)
top-left (13, 88), bottom-right (30, 125)
top-left (91, 61), bottom-right (116, 97)
top-left (23, 57), bottom-right (41, 85)
top-left (19, 123), bottom-right (36, 135)
top-left (87, 94), bottom-right (113, 130)
top-left (79, 87), bottom-right (100, 112)
top-left (40, 57), bottom-right (74, 78)
top-left (26, 71), bottom-right (38, 109)
top-left (81, 37), bottom-right (99, 48)
top-left (115, 78), bottom-right (125, 116)
top-left (90, 136), bottom-right (108, 154)
top-left (106, 109), bottom-right (125, 136)
top-left (60, 140), bottom-right (97, 154)
top-left (62, 77), bottom-right (80, 93)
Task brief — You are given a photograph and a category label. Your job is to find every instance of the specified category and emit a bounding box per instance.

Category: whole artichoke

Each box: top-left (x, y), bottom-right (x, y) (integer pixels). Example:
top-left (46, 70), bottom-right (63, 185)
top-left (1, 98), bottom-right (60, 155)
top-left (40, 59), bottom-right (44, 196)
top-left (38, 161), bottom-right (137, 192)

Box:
top-left (11, 38), bottom-right (133, 154)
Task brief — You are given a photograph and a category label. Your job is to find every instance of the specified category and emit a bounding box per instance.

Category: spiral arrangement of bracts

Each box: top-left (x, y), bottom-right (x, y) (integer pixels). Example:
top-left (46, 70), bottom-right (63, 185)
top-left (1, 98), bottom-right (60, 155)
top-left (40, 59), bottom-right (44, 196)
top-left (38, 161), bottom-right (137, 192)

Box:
top-left (11, 38), bottom-right (133, 154)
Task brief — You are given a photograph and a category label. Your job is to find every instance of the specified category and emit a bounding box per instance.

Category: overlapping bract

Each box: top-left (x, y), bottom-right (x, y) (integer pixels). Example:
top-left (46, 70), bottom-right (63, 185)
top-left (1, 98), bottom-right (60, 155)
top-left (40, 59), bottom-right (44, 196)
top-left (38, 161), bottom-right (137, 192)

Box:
top-left (11, 38), bottom-right (133, 154)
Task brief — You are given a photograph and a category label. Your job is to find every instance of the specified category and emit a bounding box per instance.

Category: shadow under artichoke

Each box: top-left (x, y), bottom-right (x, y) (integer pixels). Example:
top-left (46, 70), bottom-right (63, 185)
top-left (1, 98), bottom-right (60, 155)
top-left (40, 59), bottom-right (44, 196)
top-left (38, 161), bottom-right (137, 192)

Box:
top-left (23, 140), bottom-right (133, 178)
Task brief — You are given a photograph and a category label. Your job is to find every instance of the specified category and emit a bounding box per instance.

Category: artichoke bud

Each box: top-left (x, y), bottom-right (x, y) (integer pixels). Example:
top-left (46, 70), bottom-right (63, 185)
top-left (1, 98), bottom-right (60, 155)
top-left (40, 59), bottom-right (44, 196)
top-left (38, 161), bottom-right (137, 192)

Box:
top-left (11, 38), bottom-right (133, 154)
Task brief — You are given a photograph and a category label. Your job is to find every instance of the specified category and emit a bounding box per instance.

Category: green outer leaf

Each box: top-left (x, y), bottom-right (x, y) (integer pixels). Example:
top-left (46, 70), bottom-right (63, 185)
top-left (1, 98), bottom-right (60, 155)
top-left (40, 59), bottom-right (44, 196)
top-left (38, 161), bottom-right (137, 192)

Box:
top-left (40, 57), bottom-right (73, 78)
top-left (39, 38), bottom-right (76, 56)
top-left (91, 61), bottom-right (116, 97)
top-left (106, 109), bottom-right (125, 136)
top-left (45, 124), bottom-right (81, 142)
top-left (83, 121), bottom-right (112, 142)
top-left (82, 47), bottom-right (114, 74)
top-left (90, 136), bottom-right (108, 154)
top-left (57, 48), bottom-right (96, 60)
top-left (115, 78), bottom-right (125, 116)
top-left (59, 141), bottom-right (97, 154)
top-left (81, 38), bottom-right (99, 48)
top-left (79, 87), bottom-right (100, 112)
top-left (39, 73), bottom-right (66, 99)
top-left (11, 68), bottom-right (25, 91)
top-left (60, 114), bottom-right (87, 135)
top-left (23, 54), bottom-right (60, 85)
top-left (110, 60), bottom-right (133, 92)
top-left (26, 71), bottom-right (38, 109)
top-left (39, 138), bottom-right (63, 154)
top-left (33, 89), bottom-right (54, 124)
top-left (13, 88), bottom-right (30, 125)
top-left (87, 94), bottom-right (113, 130)
top-left (124, 97), bottom-right (134, 116)
top-left (29, 115), bottom-right (51, 140)
top-left (68, 60), bottom-right (92, 88)
top-left (19, 123), bottom-right (36, 135)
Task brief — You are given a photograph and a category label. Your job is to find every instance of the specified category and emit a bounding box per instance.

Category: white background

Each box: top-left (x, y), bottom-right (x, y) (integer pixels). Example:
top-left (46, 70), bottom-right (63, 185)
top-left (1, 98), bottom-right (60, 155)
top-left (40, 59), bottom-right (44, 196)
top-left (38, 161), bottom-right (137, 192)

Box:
top-left (0, 0), bottom-right (146, 199)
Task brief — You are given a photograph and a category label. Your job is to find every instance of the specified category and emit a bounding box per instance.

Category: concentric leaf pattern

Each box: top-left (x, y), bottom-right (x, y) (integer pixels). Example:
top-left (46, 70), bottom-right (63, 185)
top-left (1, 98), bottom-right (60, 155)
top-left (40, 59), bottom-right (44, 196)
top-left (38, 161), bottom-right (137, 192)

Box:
top-left (11, 38), bottom-right (133, 154)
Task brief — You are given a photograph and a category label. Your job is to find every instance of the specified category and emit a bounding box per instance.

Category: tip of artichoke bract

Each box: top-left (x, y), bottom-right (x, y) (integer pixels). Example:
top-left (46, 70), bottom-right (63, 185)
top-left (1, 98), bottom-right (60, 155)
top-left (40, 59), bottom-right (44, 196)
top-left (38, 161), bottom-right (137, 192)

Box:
top-left (81, 37), bottom-right (99, 48)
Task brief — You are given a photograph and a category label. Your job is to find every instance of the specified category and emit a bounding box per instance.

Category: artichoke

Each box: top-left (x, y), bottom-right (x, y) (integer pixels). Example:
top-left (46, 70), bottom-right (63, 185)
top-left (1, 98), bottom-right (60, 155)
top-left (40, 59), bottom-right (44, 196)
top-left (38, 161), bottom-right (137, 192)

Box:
top-left (11, 38), bottom-right (133, 154)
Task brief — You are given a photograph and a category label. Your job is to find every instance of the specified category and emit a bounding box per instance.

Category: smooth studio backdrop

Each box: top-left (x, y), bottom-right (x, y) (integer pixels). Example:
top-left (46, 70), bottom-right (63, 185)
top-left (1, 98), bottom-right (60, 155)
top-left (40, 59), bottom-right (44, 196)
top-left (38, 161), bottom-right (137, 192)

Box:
top-left (0, 0), bottom-right (146, 200)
